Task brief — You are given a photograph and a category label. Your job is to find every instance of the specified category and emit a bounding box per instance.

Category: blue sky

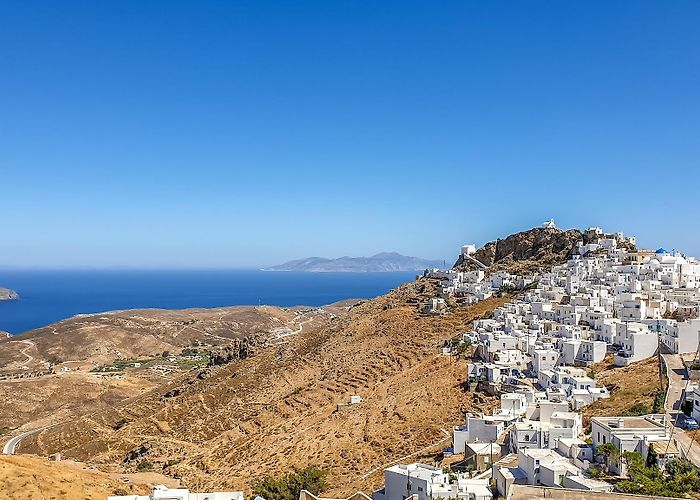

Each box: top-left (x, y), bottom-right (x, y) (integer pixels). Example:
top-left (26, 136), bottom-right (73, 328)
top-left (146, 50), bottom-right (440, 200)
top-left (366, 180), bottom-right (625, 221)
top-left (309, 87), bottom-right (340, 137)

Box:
top-left (1, 1), bottom-right (699, 268)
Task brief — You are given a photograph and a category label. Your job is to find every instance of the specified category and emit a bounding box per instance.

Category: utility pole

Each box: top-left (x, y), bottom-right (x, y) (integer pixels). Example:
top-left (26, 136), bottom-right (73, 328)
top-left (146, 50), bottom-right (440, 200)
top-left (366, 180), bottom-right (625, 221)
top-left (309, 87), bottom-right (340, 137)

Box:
top-left (490, 440), bottom-right (496, 494)
top-left (406, 467), bottom-right (411, 499)
top-left (657, 319), bottom-right (664, 391)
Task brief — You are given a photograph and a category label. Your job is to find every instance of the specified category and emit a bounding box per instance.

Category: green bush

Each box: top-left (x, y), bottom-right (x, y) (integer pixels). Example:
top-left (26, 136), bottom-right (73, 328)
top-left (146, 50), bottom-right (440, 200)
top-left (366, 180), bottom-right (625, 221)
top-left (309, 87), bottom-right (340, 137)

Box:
top-left (587, 465), bottom-right (603, 478)
top-left (623, 402), bottom-right (650, 416)
top-left (136, 460), bottom-right (154, 472)
top-left (253, 466), bottom-right (328, 500)
top-left (617, 455), bottom-right (700, 497)
top-left (652, 389), bottom-right (665, 414)
top-left (596, 442), bottom-right (620, 463)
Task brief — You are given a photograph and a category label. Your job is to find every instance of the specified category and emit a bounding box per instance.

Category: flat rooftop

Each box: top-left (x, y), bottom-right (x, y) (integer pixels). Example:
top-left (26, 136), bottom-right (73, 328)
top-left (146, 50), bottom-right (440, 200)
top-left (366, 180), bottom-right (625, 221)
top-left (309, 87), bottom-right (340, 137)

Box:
top-left (593, 416), bottom-right (664, 430)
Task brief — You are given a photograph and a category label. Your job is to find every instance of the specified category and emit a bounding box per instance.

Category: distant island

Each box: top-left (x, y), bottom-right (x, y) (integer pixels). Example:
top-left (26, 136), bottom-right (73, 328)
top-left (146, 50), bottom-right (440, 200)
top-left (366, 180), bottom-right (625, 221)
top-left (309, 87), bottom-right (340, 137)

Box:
top-left (265, 252), bottom-right (445, 272)
top-left (0, 287), bottom-right (19, 301)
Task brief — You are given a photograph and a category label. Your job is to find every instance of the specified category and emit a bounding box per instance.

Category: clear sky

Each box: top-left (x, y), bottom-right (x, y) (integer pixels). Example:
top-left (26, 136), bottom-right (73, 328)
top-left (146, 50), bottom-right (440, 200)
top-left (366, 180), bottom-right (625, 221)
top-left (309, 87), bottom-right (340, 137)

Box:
top-left (1, 1), bottom-right (699, 269)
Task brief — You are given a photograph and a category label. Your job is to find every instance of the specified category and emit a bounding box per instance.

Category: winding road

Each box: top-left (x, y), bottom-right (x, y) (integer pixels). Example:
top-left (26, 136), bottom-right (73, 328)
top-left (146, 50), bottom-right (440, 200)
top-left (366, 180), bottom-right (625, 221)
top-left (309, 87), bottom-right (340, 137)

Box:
top-left (2, 427), bottom-right (45, 455)
top-left (10, 339), bottom-right (36, 365)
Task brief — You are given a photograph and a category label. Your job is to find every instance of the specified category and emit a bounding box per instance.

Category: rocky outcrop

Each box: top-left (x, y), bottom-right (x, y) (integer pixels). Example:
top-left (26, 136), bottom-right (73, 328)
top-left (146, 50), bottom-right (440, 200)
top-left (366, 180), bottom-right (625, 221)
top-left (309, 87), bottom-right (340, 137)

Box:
top-left (454, 226), bottom-right (637, 275)
top-left (207, 334), bottom-right (267, 367)
top-left (454, 227), bottom-right (584, 275)
top-left (0, 288), bottom-right (18, 301)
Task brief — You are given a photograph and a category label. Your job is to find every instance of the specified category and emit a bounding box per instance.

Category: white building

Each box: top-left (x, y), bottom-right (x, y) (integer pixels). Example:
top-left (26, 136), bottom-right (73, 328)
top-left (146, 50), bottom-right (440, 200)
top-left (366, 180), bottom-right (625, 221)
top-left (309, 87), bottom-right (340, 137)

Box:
top-left (372, 463), bottom-right (492, 500)
top-left (590, 415), bottom-right (668, 474)
top-left (108, 485), bottom-right (244, 500)
top-left (513, 448), bottom-right (612, 492)
top-left (453, 415), bottom-right (506, 453)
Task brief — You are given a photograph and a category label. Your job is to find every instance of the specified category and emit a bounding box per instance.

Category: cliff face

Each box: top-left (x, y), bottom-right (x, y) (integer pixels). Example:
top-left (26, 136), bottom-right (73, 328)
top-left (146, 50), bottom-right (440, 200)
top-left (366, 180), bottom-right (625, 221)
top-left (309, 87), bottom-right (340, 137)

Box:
top-left (0, 287), bottom-right (19, 301)
top-left (454, 227), bottom-right (584, 275)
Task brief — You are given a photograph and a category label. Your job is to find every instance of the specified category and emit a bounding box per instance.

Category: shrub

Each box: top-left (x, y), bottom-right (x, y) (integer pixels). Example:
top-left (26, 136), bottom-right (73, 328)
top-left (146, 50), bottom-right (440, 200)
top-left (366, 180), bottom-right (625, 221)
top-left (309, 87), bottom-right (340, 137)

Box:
top-left (652, 389), bottom-right (665, 413)
top-left (596, 442), bottom-right (620, 463)
top-left (136, 461), bottom-right (154, 472)
top-left (587, 465), bottom-right (603, 478)
top-left (617, 455), bottom-right (700, 497)
top-left (623, 402), bottom-right (650, 416)
top-left (113, 419), bottom-right (129, 430)
top-left (253, 466), bottom-right (328, 500)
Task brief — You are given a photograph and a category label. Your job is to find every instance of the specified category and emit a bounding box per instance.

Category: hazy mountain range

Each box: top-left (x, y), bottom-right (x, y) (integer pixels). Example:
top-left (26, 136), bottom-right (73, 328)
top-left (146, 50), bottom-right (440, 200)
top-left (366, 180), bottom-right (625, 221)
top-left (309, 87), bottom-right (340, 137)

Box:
top-left (265, 252), bottom-right (445, 272)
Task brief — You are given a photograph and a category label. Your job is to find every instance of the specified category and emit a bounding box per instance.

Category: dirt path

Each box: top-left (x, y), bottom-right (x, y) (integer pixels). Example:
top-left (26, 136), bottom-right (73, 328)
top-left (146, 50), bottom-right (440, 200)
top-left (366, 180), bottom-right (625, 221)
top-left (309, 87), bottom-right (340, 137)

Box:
top-left (9, 340), bottom-right (37, 365)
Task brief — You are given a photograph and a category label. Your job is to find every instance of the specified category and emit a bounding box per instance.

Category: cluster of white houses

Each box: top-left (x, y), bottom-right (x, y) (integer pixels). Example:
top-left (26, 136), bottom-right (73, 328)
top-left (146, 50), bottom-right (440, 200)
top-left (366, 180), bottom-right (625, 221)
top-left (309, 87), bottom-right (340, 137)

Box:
top-left (430, 225), bottom-right (700, 370)
top-left (374, 224), bottom-right (700, 499)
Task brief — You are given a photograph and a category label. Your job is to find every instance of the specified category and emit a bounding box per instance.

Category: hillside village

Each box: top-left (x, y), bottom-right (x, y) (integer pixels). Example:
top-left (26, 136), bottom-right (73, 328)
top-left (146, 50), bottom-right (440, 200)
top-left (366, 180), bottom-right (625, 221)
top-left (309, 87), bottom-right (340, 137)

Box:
top-left (383, 222), bottom-right (700, 500)
top-left (98, 223), bottom-right (700, 500)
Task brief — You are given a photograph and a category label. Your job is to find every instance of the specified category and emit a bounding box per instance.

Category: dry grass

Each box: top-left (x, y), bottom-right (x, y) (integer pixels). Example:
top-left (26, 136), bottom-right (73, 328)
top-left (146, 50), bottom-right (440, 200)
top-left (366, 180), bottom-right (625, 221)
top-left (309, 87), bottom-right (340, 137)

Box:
top-left (584, 356), bottom-right (664, 425)
top-left (0, 455), bottom-right (151, 500)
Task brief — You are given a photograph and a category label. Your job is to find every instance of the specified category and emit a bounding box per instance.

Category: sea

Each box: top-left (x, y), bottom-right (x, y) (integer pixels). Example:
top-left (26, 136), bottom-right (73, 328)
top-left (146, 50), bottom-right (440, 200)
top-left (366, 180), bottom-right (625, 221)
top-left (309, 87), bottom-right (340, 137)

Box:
top-left (0, 269), bottom-right (417, 335)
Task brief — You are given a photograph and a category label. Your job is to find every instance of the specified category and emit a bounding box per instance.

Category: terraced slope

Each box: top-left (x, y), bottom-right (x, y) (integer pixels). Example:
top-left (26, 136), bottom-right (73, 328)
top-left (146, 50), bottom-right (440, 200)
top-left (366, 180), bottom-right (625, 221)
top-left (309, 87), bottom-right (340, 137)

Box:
top-left (23, 282), bottom-right (507, 496)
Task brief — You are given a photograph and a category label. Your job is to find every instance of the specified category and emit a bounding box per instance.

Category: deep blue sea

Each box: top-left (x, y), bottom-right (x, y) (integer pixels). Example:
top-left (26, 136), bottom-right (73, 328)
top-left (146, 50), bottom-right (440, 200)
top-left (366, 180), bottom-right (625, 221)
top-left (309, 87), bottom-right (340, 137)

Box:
top-left (0, 270), bottom-right (416, 335)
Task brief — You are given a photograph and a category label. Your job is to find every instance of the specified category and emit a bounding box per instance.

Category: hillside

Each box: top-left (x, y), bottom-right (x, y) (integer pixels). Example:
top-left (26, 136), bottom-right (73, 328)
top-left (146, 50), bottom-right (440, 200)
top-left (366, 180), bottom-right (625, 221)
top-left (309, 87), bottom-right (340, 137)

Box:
top-left (0, 305), bottom-right (338, 429)
top-left (266, 252), bottom-right (444, 272)
top-left (22, 283), bottom-right (509, 496)
top-left (0, 305), bottom-right (317, 372)
top-left (0, 454), bottom-right (157, 500)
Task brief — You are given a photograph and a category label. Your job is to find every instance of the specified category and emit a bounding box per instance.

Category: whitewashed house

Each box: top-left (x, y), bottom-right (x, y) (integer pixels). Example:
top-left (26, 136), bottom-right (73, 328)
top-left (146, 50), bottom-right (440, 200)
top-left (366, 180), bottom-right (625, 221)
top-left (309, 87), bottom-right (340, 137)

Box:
top-left (372, 463), bottom-right (492, 500)
top-left (108, 485), bottom-right (244, 500)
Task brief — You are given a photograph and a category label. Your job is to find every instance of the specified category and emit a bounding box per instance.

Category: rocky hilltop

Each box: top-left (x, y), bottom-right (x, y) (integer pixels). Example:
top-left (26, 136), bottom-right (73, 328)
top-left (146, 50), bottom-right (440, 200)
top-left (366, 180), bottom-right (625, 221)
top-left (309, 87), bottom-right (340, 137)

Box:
top-left (0, 287), bottom-right (19, 300)
top-left (267, 252), bottom-right (444, 272)
top-left (453, 225), bottom-right (636, 275)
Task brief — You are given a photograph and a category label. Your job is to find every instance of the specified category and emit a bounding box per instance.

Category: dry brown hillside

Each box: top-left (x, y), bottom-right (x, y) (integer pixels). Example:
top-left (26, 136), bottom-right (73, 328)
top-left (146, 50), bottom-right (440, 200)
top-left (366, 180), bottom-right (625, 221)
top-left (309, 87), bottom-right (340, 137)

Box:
top-left (582, 356), bottom-right (664, 424)
top-left (0, 305), bottom-right (314, 371)
top-left (24, 282), bottom-right (508, 496)
top-left (0, 454), bottom-right (155, 500)
top-left (0, 305), bottom-right (333, 430)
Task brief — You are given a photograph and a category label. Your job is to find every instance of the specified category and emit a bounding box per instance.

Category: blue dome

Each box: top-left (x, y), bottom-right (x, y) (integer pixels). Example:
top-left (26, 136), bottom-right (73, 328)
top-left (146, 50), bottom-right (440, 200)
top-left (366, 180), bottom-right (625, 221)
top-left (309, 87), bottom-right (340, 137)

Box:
top-left (656, 247), bottom-right (668, 254)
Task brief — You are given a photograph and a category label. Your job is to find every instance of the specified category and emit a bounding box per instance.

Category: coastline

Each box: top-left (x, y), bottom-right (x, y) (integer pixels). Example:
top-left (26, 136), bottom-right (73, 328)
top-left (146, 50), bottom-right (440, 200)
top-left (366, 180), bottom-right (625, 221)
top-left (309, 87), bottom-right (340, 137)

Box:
top-left (0, 269), bottom-right (415, 335)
